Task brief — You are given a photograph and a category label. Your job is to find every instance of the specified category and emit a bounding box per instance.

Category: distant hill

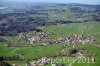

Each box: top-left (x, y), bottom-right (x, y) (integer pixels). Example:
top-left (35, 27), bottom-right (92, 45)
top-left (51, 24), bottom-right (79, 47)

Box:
top-left (0, 1), bottom-right (100, 7)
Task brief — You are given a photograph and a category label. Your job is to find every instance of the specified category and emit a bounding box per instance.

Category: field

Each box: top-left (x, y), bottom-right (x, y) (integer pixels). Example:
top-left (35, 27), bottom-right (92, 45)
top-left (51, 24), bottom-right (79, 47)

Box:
top-left (72, 44), bottom-right (100, 66)
top-left (41, 22), bottom-right (100, 39)
top-left (0, 43), bottom-right (64, 65)
top-left (0, 21), bottom-right (100, 66)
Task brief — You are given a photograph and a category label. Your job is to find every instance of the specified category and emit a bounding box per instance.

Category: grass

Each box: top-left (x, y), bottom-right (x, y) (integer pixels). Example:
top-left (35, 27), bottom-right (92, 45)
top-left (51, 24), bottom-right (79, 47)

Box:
top-left (0, 42), bottom-right (63, 65)
top-left (0, 43), bottom-right (63, 58)
top-left (6, 61), bottom-right (26, 66)
top-left (72, 44), bottom-right (100, 66)
top-left (15, 44), bottom-right (63, 59)
top-left (0, 42), bottom-right (16, 56)
top-left (42, 22), bottom-right (100, 39)
top-left (0, 22), bottom-right (100, 66)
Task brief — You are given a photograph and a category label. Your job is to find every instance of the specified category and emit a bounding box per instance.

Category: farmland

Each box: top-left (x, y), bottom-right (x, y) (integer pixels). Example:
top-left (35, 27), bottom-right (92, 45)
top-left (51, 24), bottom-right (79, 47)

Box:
top-left (0, 2), bottom-right (100, 66)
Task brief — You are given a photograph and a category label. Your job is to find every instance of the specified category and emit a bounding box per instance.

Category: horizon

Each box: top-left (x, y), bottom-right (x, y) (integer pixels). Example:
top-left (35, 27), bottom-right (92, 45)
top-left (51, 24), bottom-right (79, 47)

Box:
top-left (0, 0), bottom-right (100, 5)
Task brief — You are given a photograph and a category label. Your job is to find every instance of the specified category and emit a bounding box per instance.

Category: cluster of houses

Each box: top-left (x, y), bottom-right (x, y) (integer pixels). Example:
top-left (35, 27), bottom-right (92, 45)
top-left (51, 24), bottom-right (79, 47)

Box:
top-left (18, 31), bottom-right (54, 44)
top-left (18, 31), bottom-right (95, 45)
top-left (6, 31), bottom-right (96, 47)
top-left (6, 31), bottom-right (48, 47)
top-left (57, 33), bottom-right (95, 47)
top-left (18, 31), bottom-right (46, 43)
top-left (9, 32), bottom-right (96, 66)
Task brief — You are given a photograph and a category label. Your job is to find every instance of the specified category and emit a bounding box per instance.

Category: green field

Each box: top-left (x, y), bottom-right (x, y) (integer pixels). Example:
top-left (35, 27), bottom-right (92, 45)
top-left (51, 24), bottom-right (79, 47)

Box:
top-left (72, 44), bottom-right (100, 66)
top-left (41, 22), bottom-right (100, 39)
top-left (0, 22), bottom-right (100, 66)
top-left (0, 43), bottom-right (64, 65)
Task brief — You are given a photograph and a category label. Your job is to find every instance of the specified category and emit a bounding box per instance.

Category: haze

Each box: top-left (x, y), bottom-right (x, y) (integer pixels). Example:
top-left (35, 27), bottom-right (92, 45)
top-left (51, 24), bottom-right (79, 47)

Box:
top-left (0, 0), bottom-right (100, 5)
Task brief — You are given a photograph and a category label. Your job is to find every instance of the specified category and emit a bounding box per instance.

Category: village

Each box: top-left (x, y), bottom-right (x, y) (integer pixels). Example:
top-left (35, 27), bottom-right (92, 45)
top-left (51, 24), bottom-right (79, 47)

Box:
top-left (0, 2), bottom-right (100, 66)
top-left (0, 31), bottom-right (94, 66)
top-left (5, 31), bottom-right (96, 47)
top-left (0, 24), bottom-right (97, 66)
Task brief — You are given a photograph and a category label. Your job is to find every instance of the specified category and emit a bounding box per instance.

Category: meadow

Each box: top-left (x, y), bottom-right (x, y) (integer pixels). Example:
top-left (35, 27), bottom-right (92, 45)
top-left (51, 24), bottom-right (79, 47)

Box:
top-left (0, 22), bottom-right (100, 66)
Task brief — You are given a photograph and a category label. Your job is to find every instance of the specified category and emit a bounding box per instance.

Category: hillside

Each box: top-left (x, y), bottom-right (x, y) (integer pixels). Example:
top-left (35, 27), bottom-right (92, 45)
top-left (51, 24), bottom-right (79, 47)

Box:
top-left (0, 3), bottom-right (100, 66)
